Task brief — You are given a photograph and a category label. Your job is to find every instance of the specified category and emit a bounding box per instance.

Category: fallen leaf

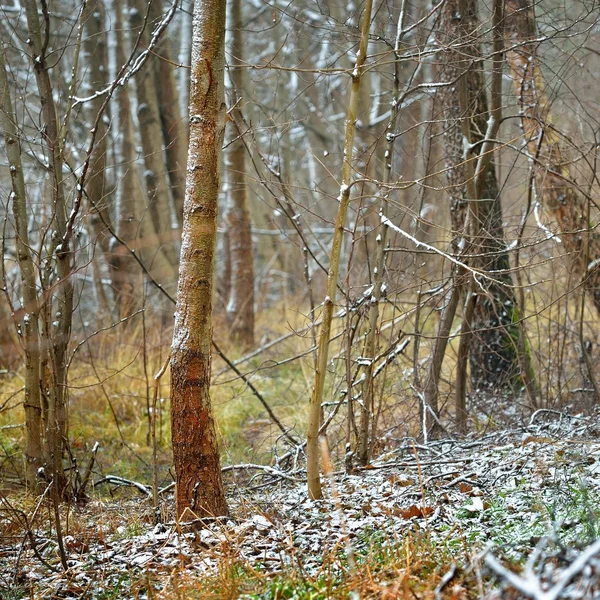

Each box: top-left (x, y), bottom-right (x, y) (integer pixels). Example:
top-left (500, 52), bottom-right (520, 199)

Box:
top-left (400, 504), bottom-right (434, 519)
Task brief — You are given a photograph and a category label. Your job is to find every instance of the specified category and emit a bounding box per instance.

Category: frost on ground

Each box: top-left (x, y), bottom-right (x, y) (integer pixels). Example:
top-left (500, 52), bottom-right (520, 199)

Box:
top-left (1, 410), bottom-right (600, 599)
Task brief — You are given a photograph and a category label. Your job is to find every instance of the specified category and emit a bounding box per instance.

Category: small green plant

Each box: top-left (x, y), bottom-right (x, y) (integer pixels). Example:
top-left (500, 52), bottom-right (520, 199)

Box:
top-left (0, 585), bottom-right (28, 600)
top-left (96, 573), bottom-right (132, 600)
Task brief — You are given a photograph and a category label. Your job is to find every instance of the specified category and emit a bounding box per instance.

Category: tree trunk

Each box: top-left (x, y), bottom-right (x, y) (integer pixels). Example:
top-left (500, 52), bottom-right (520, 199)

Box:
top-left (306, 0), bottom-right (374, 500)
top-left (437, 0), bottom-right (521, 392)
top-left (355, 2), bottom-right (408, 467)
top-left (170, 0), bottom-right (228, 518)
top-left (24, 0), bottom-right (72, 495)
top-left (129, 0), bottom-right (178, 267)
top-left (504, 0), bottom-right (600, 313)
top-left (110, 0), bottom-right (145, 318)
top-left (0, 51), bottom-right (43, 489)
top-left (82, 0), bottom-right (111, 256)
top-left (149, 0), bottom-right (188, 227)
top-left (224, 0), bottom-right (255, 349)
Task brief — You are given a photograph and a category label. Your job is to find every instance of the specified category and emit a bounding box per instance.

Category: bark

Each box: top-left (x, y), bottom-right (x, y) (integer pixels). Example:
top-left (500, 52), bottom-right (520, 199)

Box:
top-left (170, 0), bottom-right (228, 518)
top-left (178, 7), bottom-right (192, 120)
top-left (149, 0), bottom-right (188, 226)
top-left (0, 298), bottom-right (19, 371)
top-left (224, 0), bottom-right (255, 349)
top-left (129, 0), bottom-right (178, 267)
top-left (504, 0), bottom-right (600, 313)
top-left (422, 279), bottom-right (461, 436)
top-left (455, 286), bottom-right (477, 433)
top-left (436, 0), bottom-right (521, 392)
top-left (0, 49), bottom-right (43, 488)
top-left (306, 0), bottom-right (374, 500)
top-left (24, 0), bottom-right (72, 494)
top-left (356, 0), bottom-right (408, 467)
top-left (110, 0), bottom-right (145, 318)
top-left (82, 0), bottom-right (111, 255)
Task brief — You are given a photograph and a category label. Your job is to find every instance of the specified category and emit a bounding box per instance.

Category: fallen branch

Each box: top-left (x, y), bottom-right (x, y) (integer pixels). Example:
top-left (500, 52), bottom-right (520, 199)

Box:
top-left (94, 475), bottom-right (151, 497)
top-left (485, 539), bottom-right (600, 600)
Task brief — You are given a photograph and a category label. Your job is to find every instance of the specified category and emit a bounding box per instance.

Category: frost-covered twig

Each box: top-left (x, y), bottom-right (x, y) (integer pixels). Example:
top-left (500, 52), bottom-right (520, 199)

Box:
top-left (485, 539), bottom-right (600, 600)
top-left (94, 475), bottom-right (151, 497)
top-left (435, 563), bottom-right (457, 600)
top-left (72, 2), bottom-right (177, 106)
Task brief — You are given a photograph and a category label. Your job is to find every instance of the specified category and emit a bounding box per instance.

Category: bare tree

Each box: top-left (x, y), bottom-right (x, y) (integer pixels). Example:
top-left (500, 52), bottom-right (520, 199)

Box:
top-left (150, 0), bottom-right (189, 226)
top-left (23, 0), bottom-right (75, 494)
top-left (224, 0), bottom-right (255, 348)
top-left (170, 0), bottom-right (228, 518)
top-left (437, 0), bottom-right (521, 390)
top-left (0, 50), bottom-right (43, 488)
top-left (505, 0), bottom-right (600, 314)
top-left (110, 0), bottom-right (145, 318)
top-left (306, 0), bottom-right (374, 500)
top-left (129, 0), bottom-right (179, 268)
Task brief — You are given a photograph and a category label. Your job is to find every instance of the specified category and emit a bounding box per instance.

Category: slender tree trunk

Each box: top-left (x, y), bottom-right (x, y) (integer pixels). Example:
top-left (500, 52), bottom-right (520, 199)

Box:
top-left (170, 0), bottom-right (228, 518)
top-left (306, 0), bottom-right (374, 500)
top-left (356, 0), bottom-right (408, 467)
top-left (110, 0), bottom-right (145, 318)
top-left (129, 0), bottom-right (178, 267)
top-left (178, 7), bottom-right (192, 120)
top-left (24, 0), bottom-right (72, 495)
top-left (422, 279), bottom-right (461, 436)
top-left (82, 0), bottom-right (111, 255)
top-left (149, 0), bottom-right (188, 226)
top-left (82, 0), bottom-right (114, 319)
top-left (0, 51), bottom-right (43, 489)
top-left (224, 0), bottom-right (255, 349)
top-left (455, 286), bottom-right (477, 433)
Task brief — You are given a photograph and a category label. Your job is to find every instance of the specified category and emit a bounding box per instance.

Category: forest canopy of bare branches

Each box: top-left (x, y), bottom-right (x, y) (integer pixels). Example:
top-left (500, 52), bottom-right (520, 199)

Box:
top-left (1, 0), bottom-right (600, 597)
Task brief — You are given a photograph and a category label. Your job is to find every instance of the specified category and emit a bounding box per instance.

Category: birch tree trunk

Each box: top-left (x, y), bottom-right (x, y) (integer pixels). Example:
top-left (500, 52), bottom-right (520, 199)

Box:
top-left (306, 0), bottom-right (374, 500)
top-left (170, 0), bottom-right (228, 518)
top-left (130, 0), bottom-right (178, 267)
top-left (225, 0), bottom-right (255, 349)
top-left (110, 0), bottom-right (145, 318)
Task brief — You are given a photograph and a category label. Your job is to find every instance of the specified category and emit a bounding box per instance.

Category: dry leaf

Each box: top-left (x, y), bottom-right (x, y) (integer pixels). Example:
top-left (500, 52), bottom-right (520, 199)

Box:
top-left (400, 504), bottom-right (434, 519)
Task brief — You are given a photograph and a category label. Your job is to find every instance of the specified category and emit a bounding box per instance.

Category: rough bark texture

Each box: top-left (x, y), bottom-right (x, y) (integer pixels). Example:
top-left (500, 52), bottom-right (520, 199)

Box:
top-left (437, 0), bottom-right (520, 391)
top-left (170, 0), bottom-right (228, 518)
top-left (504, 0), bottom-right (600, 313)
top-left (0, 49), bottom-right (43, 488)
top-left (225, 0), bottom-right (255, 349)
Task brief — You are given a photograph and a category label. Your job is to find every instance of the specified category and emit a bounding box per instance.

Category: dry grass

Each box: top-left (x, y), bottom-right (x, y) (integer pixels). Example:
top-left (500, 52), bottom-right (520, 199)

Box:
top-left (1, 284), bottom-right (599, 598)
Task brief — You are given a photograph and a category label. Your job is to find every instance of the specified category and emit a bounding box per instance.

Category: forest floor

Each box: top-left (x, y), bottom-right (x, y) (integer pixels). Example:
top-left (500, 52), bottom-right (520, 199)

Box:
top-left (1, 409), bottom-right (600, 599)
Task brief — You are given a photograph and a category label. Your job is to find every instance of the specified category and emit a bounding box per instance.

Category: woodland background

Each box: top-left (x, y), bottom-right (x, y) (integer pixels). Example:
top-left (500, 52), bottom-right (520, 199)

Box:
top-left (1, 0), bottom-right (600, 596)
